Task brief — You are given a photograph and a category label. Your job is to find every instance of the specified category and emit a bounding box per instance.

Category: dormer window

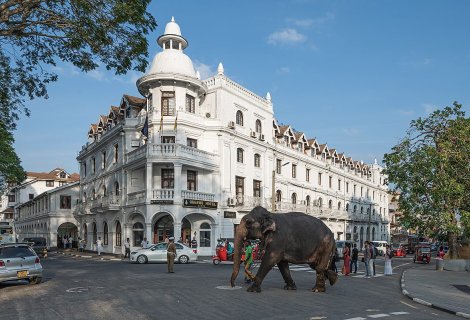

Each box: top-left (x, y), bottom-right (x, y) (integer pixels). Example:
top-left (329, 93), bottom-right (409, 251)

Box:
top-left (236, 110), bottom-right (244, 126)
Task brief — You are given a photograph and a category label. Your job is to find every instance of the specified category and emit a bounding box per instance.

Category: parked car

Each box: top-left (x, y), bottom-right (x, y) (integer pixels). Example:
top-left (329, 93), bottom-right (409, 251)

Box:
top-left (130, 242), bottom-right (198, 264)
top-left (0, 243), bottom-right (43, 284)
top-left (23, 237), bottom-right (47, 255)
top-left (371, 241), bottom-right (388, 256)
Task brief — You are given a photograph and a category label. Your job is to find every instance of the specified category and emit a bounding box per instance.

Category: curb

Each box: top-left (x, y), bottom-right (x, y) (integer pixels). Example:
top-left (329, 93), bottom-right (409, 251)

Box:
top-left (53, 251), bottom-right (125, 261)
top-left (400, 270), bottom-right (470, 319)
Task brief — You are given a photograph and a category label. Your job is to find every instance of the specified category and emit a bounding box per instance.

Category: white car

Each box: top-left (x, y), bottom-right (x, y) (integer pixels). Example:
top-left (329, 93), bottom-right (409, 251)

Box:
top-left (130, 242), bottom-right (197, 264)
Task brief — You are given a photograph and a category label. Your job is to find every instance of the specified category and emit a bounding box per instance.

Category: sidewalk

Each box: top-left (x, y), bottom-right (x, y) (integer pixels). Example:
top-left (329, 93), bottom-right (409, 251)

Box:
top-left (401, 267), bottom-right (470, 318)
top-left (51, 249), bottom-right (125, 261)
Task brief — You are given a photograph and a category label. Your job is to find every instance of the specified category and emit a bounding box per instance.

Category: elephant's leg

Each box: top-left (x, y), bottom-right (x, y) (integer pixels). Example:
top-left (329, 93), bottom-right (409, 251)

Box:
top-left (277, 260), bottom-right (296, 290)
top-left (312, 267), bottom-right (327, 292)
top-left (247, 252), bottom-right (279, 293)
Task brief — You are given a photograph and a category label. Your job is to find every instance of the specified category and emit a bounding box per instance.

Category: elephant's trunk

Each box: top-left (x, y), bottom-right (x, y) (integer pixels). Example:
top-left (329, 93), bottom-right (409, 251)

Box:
top-left (230, 220), bottom-right (247, 287)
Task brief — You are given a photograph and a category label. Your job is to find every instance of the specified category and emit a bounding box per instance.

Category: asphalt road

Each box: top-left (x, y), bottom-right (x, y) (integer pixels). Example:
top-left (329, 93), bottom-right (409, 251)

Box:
top-left (0, 255), bottom-right (460, 320)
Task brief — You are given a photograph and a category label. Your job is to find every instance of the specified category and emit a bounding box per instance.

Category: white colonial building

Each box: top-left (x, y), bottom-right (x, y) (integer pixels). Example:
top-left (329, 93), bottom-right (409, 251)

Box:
top-left (75, 17), bottom-right (389, 255)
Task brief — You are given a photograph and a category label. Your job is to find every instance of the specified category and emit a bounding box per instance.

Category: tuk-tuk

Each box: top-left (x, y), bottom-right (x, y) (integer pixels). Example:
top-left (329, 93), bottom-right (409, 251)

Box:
top-left (413, 244), bottom-right (431, 264)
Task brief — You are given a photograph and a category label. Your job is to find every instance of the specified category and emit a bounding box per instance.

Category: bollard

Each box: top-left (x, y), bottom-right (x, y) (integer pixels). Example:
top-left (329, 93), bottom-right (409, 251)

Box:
top-left (436, 258), bottom-right (443, 271)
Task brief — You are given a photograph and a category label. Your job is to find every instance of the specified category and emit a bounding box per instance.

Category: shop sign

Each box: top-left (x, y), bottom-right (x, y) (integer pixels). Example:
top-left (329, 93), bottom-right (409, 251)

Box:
top-left (183, 199), bottom-right (218, 209)
top-left (224, 211), bottom-right (236, 219)
top-left (150, 200), bottom-right (174, 205)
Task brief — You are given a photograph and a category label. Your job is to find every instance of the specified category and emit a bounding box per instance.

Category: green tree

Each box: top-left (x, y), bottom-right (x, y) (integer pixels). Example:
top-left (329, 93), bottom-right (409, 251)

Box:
top-left (0, 121), bottom-right (26, 191)
top-left (383, 102), bottom-right (470, 259)
top-left (0, 0), bottom-right (156, 184)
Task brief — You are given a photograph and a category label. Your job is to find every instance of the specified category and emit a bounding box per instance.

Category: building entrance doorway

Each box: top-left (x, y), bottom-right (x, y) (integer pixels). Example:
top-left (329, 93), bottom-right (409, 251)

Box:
top-left (154, 215), bottom-right (174, 243)
top-left (57, 222), bottom-right (78, 248)
top-left (181, 218), bottom-right (191, 245)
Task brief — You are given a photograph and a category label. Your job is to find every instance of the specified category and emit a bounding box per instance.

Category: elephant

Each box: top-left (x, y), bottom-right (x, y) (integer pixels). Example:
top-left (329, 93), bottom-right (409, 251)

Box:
top-left (230, 206), bottom-right (338, 293)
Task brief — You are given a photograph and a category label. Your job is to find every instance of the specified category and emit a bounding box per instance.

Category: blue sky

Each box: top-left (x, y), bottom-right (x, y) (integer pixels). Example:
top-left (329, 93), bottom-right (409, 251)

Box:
top-left (14, 0), bottom-right (470, 174)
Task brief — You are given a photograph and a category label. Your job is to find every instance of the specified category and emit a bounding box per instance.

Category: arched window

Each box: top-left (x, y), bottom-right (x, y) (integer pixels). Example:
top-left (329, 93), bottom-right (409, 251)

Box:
top-left (236, 110), bottom-right (244, 126)
top-left (346, 203), bottom-right (349, 211)
top-left (291, 193), bottom-right (297, 205)
top-left (133, 222), bottom-right (144, 247)
top-left (328, 200), bottom-right (333, 209)
top-left (102, 185), bottom-right (107, 197)
top-left (255, 119), bottom-right (262, 134)
top-left (254, 154), bottom-right (260, 167)
top-left (361, 207), bottom-right (364, 214)
top-left (353, 205), bottom-right (357, 213)
top-left (199, 222), bottom-right (211, 248)
top-left (103, 222), bottom-right (108, 245)
top-left (318, 197), bottom-right (323, 207)
top-left (115, 222), bottom-right (122, 246)
top-left (306, 195), bottom-right (311, 207)
top-left (276, 190), bottom-right (282, 202)
top-left (337, 201), bottom-right (342, 210)
top-left (237, 148), bottom-right (244, 163)
top-left (92, 222), bottom-right (97, 244)
top-left (114, 181), bottom-right (120, 196)
top-left (92, 189), bottom-right (96, 199)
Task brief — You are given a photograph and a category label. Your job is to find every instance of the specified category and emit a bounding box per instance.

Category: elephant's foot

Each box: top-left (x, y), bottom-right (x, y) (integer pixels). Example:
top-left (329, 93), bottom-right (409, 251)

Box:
top-left (311, 286), bottom-right (326, 293)
top-left (327, 270), bottom-right (338, 286)
top-left (247, 283), bottom-right (262, 293)
top-left (283, 282), bottom-right (297, 290)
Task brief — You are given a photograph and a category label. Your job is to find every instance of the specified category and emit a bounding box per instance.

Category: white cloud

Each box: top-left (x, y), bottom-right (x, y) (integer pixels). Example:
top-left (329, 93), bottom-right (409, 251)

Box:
top-left (268, 28), bottom-right (307, 46)
top-left (193, 60), bottom-right (215, 80)
top-left (292, 19), bottom-right (314, 28)
top-left (277, 67), bottom-right (291, 74)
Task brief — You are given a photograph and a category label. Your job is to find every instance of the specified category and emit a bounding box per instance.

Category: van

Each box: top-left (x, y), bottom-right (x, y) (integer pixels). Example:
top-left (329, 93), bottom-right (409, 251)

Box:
top-left (335, 240), bottom-right (354, 259)
top-left (23, 237), bottom-right (47, 254)
top-left (371, 241), bottom-right (388, 256)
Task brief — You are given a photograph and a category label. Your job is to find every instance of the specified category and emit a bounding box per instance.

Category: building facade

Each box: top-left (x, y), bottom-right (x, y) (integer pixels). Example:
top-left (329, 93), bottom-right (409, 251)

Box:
top-left (7, 168), bottom-right (80, 246)
top-left (75, 17), bottom-right (389, 255)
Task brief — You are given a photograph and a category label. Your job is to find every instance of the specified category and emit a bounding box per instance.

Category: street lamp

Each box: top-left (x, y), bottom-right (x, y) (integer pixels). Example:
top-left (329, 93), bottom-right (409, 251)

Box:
top-left (271, 161), bottom-right (290, 211)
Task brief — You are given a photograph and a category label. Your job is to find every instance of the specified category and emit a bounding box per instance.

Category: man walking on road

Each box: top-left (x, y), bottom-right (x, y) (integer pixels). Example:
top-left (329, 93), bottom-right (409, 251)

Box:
top-left (124, 238), bottom-right (131, 259)
top-left (167, 237), bottom-right (176, 273)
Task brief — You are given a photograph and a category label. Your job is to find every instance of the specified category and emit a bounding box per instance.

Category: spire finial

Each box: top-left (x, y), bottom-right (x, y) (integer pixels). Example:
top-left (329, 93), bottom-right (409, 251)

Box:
top-left (171, 16), bottom-right (175, 22)
top-left (217, 62), bottom-right (224, 75)
top-left (266, 92), bottom-right (271, 102)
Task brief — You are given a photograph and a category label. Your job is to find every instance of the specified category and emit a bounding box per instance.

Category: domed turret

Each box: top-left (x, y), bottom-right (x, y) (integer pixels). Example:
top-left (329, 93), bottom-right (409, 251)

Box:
top-left (137, 17), bottom-right (206, 96)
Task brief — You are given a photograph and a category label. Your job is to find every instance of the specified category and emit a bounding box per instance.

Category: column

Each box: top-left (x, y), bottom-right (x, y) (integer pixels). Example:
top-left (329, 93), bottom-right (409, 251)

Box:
top-left (145, 223), bottom-right (152, 243)
top-left (174, 163), bottom-right (182, 203)
top-left (146, 163), bottom-right (153, 202)
top-left (173, 222), bottom-right (182, 241)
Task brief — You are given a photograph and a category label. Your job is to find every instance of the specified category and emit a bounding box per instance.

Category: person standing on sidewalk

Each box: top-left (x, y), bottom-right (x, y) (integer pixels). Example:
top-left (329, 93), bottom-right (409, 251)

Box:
top-left (342, 244), bottom-right (351, 276)
top-left (167, 237), bottom-right (176, 273)
top-left (363, 241), bottom-right (371, 278)
top-left (369, 241), bottom-right (377, 276)
top-left (124, 238), bottom-right (131, 259)
top-left (384, 244), bottom-right (393, 275)
top-left (350, 243), bottom-right (359, 274)
top-left (96, 237), bottom-right (103, 256)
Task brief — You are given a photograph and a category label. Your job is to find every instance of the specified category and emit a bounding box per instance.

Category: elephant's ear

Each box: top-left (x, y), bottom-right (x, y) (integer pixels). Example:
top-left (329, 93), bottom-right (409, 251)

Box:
top-left (262, 216), bottom-right (276, 234)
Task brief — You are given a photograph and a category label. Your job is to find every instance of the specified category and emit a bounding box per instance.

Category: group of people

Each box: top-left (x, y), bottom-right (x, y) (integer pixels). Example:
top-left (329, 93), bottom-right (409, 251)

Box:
top-left (334, 241), bottom-right (393, 277)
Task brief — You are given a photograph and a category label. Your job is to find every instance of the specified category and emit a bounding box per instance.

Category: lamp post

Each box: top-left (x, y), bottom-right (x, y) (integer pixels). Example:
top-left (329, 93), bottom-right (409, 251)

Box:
top-left (271, 161), bottom-right (290, 211)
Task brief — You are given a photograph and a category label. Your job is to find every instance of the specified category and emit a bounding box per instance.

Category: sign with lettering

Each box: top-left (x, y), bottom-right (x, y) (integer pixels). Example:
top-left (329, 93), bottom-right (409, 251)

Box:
top-left (183, 199), bottom-right (218, 209)
top-left (224, 211), bottom-right (236, 219)
top-left (150, 200), bottom-right (174, 205)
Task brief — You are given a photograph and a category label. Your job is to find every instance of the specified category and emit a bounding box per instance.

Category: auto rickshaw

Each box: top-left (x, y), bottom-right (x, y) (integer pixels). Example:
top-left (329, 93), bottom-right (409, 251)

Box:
top-left (413, 244), bottom-right (431, 264)
top-left (212, 239), bottom-right (237, 265)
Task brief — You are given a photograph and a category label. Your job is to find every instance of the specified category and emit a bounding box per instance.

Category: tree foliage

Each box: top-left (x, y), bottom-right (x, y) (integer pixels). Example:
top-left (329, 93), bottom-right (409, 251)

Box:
top-left (0, 121), bottom-right (26, 191)
top-left (383, 102), bottom-right (470, 258)
top-left (0, 0), bottom-right (157, 130)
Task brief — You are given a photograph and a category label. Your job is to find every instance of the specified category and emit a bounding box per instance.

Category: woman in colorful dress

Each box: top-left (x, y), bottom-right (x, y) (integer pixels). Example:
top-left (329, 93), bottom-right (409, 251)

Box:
top-left (342, 243), bottom-right (351, 276)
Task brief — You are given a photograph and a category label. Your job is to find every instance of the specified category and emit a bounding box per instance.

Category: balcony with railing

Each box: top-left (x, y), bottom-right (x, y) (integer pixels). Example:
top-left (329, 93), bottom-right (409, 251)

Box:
top-left (90, 196), bottom-right (121, 213)
top-left (149, 143), bottom-right (218, 168)
top-left (127, 190), bottom-right (146, 205)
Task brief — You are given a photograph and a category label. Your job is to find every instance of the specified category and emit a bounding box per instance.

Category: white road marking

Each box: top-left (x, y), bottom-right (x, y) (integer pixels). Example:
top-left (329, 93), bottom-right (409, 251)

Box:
top-left (344, 317), bottom-right (367, 320)
top-left (400, 301), bottom-right (418, 309)
top-left (216, 285), bottom-right (242, 290)
top-left (389, 312), bottom-right (410, 315)
top-left (368, 314), bottom-right (390, 318)
top-left (309, 316), bottom-right (327, 320)
top-left (66, 287), bottom-right (88, 293)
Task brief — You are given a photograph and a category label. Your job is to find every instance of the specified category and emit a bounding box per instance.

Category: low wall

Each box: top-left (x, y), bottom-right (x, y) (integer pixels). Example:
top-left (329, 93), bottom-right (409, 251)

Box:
top-left (443, 259), bottom-right (470, 272)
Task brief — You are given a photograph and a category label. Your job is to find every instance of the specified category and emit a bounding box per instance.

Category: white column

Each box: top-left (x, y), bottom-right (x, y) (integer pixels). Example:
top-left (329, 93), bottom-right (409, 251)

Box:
top-left (173, 222), bottom-right (182, 241)
top-left (146, 163), bottom-right (153, 202)
top-left (174, 164), bottom-right (182, 203)
top-left (145, 223), bottom-right (152, 243)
